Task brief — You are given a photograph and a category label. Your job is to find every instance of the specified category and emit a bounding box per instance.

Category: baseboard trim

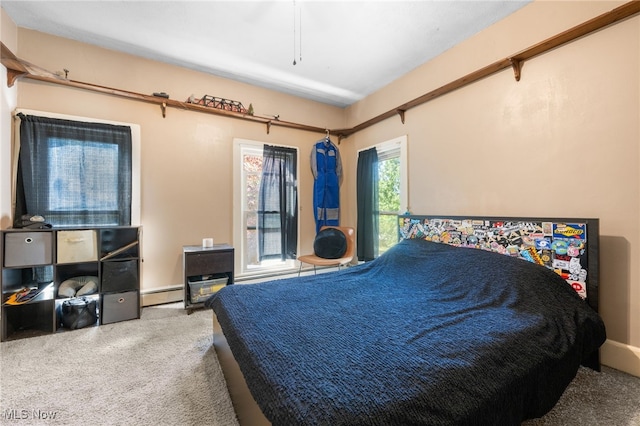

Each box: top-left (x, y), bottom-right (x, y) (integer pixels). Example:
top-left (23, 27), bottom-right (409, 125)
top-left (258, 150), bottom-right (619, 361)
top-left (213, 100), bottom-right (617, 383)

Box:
top-left (601, 339), bottom-right (640, 377)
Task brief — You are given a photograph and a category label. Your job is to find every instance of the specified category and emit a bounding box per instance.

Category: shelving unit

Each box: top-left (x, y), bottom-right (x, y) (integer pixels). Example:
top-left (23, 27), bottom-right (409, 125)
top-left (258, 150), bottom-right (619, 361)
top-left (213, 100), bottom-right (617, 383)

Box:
top-left (183, 244), bottom-right (234, 314)
top-left (1, 227), bottom-right (141, 341)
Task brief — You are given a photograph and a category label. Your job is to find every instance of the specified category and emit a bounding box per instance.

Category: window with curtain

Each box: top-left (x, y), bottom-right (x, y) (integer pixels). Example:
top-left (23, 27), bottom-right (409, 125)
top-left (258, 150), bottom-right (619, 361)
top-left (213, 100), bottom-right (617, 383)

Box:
top-left (357, 135), bottom-right (408, 260)
top-left (258, 145), bottom-right (298, 262)
top-left (357, 147), bottom-right (379, 261)
top-left (377, 143), bottom-right (402, 253)
top-left (233, 139), bottom-right (299, 276)
top-left (15, 113), bottom-right (133, 227)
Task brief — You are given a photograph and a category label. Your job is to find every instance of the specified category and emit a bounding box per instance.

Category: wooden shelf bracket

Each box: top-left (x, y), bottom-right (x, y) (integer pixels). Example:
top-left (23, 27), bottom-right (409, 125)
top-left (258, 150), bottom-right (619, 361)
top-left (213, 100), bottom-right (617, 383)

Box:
top-left (397, 109), bottom-right (406, 124)
top-left (509, 58), bottom-right (523, 82)
top-left (7, 69), bottom-right (27, 87)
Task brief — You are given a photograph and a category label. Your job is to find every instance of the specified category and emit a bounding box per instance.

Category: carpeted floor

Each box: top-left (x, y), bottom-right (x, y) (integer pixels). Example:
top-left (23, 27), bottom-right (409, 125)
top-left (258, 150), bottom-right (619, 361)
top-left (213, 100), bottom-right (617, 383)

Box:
top-left (523, 364), bottom-right (640, 425)
top-left (1, 303), bottom-right (639, 425)
top-left (0, 304), bottom-right (238, 426)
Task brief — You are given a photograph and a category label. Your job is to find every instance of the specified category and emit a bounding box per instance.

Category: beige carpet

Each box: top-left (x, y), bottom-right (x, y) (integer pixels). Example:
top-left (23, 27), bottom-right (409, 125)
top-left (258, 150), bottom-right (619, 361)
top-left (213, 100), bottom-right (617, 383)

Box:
top-left (0, 304), bottom-right (238, 426)
top-left (1, 302), bottom-right (639, 425)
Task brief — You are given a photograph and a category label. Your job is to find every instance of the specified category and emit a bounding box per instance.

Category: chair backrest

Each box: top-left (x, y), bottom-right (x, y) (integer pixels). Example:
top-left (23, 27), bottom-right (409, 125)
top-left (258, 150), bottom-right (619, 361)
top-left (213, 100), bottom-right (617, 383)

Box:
top-left (319, 226), bottom-right (355, 262)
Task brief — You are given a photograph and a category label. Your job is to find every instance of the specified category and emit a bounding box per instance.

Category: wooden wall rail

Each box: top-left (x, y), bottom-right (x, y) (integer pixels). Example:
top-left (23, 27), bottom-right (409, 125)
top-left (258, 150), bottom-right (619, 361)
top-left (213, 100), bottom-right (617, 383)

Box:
top-left (0, 42), bottom-right (326, 136)
top-left (334, 0), bottom-right (640, 138)
top-left (2, 1), bottom-right (639, 140)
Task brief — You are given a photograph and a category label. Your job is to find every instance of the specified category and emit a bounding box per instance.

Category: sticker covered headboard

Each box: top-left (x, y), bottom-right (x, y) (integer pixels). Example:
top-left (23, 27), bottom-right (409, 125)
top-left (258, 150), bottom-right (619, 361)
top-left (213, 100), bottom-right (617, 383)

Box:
top-left (398, 215), bottom-right (600, 313)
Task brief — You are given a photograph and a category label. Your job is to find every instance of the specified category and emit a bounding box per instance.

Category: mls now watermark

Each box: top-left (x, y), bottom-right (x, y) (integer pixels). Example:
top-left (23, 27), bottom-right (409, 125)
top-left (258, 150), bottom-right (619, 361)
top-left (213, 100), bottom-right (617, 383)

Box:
top-left (2, 408), bottom-right (59, 421)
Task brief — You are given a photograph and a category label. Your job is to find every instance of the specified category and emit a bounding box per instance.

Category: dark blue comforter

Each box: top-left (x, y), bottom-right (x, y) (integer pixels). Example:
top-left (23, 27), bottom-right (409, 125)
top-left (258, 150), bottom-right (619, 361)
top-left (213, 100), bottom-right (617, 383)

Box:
top-left (207, 239), bottom-right (606, 425)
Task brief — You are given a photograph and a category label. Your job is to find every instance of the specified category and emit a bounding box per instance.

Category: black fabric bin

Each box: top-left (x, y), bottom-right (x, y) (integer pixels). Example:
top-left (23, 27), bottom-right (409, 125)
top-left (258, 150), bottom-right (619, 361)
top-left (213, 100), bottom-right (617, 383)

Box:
top-left (101, 259), bottom-right (138, 293)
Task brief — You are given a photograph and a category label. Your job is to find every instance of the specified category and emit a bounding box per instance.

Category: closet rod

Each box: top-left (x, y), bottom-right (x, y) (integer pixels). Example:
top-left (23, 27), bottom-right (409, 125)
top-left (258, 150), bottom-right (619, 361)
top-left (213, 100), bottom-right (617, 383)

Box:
top-left (333, 0), bottom-right (640, 138)
top-left (2, 1), bottom-right (639, 138)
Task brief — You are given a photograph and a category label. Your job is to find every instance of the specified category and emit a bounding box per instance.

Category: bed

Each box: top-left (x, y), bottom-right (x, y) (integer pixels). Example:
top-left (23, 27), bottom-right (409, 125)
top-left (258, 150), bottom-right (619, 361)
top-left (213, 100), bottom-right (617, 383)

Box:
top-left (206, 215), bottom-right (606, 425)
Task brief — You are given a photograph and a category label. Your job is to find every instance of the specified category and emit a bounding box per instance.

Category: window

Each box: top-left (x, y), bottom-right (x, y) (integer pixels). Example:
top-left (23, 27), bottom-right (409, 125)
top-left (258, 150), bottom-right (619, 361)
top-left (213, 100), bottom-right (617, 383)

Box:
top-left (378, 149), bottom-right (401, 253)
top-left (48, 139), bottom-right (121, 220)
top-left (233, 139), bottom-right (299, 276)
top-left (362, 136), bottom-right (407, 254)
top-left (242, 145), bottom-right (263, 269)
top-left (14, 110), bottom-right (141, 227)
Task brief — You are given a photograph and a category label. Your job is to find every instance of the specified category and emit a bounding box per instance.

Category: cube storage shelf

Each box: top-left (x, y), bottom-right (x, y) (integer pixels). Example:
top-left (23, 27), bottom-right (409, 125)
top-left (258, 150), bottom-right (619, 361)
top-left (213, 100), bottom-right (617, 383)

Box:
top-left (1, 227), bottom-right (141, 341)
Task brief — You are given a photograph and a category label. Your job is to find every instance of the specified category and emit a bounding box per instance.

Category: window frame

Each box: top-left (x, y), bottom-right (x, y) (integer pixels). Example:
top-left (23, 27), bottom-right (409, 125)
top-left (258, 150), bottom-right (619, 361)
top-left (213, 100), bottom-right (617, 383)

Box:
top-left (357, 135), bottom-right (408, 252)
top-left (13, 109), bottom-right (141, 226)
top-left (232, 138), bottom-right (300, 278)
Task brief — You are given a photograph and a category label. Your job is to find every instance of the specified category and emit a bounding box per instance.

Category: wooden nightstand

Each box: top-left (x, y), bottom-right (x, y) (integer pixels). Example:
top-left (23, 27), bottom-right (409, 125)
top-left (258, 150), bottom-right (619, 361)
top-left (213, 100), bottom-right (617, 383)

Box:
top-left (182, 244), bottom-right (234, 313)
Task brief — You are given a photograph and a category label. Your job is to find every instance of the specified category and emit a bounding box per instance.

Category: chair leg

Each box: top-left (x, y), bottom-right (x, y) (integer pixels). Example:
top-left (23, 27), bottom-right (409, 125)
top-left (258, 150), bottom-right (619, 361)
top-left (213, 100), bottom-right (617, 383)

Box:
top-left (298, 261), bottom-right (303, 277)
top-left (313, 265), bottom-right (317, 275)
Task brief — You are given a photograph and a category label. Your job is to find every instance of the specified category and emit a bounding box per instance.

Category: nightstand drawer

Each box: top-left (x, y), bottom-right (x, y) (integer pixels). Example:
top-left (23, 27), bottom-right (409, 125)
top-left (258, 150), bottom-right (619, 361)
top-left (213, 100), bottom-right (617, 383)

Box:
top-left (185, 251), bottom-right (233, 276)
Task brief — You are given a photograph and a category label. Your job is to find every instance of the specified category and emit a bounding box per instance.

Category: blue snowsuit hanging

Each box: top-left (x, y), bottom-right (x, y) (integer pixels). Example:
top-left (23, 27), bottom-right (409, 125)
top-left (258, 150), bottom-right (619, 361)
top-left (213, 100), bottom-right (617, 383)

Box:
top-left (311, 137), bottom-right (343, 233)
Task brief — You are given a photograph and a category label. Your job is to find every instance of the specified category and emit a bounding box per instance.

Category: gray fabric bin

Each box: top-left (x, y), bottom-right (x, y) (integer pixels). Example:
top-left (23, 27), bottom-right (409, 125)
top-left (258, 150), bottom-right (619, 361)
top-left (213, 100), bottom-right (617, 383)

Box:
top-left (4, 232), bottom-right (53, 267)
top-left (101, 291), bottom-right (139, 324)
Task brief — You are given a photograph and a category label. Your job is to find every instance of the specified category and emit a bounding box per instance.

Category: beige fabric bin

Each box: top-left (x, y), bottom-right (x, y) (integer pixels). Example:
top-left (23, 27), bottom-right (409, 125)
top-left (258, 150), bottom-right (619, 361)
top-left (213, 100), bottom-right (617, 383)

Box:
top-left (57, 230), bottom-right (98, 264)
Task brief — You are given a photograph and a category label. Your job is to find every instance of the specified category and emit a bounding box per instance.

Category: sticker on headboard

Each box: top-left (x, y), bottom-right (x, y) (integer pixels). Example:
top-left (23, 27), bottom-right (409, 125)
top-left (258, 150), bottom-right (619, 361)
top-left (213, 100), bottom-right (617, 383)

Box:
top-left (399, 217), bottom-right (589, 299)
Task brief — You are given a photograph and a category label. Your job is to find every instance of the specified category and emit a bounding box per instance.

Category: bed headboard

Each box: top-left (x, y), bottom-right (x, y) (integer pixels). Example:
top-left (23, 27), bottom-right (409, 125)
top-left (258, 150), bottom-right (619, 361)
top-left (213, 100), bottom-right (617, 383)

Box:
top-left (398, 215), bottom-right (600, 314)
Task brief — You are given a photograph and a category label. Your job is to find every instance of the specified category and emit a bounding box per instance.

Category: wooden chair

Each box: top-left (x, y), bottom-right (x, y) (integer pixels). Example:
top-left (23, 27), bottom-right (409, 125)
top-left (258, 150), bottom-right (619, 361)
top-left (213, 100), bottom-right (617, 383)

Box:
top-left (298, 226), bottom-right (356, 276)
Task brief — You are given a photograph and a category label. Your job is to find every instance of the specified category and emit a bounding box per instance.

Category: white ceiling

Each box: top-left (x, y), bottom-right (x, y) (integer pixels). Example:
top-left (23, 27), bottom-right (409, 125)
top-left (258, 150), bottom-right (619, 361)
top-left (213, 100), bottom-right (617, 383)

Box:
top-left (2, 0), bottom-right (531, 108)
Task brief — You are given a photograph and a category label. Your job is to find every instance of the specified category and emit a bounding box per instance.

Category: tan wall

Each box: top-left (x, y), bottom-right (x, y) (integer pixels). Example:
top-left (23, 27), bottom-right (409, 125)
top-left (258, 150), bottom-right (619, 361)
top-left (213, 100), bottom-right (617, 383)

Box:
top-left (2, 27), bottom-right (345, 294)
top-left (345, 0), bottom-right (640, 376)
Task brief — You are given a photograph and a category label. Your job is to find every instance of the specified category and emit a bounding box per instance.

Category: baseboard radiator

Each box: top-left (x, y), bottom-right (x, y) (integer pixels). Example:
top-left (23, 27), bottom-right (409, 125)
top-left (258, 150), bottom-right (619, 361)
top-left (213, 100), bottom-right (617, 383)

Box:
top-left (140, 285), bottom-right (183, 307)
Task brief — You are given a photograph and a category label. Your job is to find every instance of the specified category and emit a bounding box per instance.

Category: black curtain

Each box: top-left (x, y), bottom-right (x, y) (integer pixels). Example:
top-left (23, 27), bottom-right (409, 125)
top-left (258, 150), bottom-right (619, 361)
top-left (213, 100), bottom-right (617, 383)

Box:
top-left (258, 145), bottom-right (298, 261)
top-left (357, 148), bottom-right (379, 261)
top-left (16, 114), bottom-right (132, 227)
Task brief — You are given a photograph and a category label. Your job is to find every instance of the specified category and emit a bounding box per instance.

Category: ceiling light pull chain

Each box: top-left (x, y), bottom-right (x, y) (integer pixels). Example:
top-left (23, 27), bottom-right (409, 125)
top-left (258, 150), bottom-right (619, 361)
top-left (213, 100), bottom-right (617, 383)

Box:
top-left (299, 5), bottom-right (302, 63)
top-left (292, 0), bottom-right (297, 65)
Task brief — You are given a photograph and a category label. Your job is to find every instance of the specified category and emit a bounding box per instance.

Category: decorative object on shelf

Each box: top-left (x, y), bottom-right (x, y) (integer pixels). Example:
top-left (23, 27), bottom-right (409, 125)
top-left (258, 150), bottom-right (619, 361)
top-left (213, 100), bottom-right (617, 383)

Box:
top-left (152, 91), bottom-right (169, 98)
top-left (186, 94), bottom-right (248, 114)
top-left (53, 68), bottom-right (70, 79)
